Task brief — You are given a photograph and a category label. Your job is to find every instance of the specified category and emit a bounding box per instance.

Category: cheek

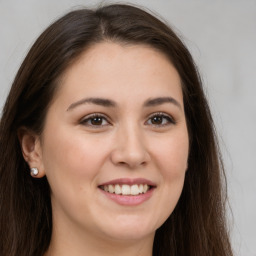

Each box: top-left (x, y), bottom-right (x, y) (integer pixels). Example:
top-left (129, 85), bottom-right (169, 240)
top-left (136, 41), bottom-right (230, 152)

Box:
top-left (147, 131), bottom-right (188, 227)
top-left (41, 127), bottom-right (107, 190)
top-left (40, 128), bottom-right (111, 217)
top-left (152, 131), bottom-right (189, 177)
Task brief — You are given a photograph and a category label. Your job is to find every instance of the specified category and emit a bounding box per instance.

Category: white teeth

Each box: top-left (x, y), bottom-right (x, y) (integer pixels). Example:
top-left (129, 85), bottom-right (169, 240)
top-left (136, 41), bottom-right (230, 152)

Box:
top-left (130, 184), bottom-right (139, 195)
top-left (114, 184), bottom-right (122, 195)
top-left (143, 184), bottom-right (149, 193)
top-left (108, 184), bottom-right (114, 193)
top-left (101, 184), bottom-right (151, 195)
top-left (122, 185), bottom-right (131, 195)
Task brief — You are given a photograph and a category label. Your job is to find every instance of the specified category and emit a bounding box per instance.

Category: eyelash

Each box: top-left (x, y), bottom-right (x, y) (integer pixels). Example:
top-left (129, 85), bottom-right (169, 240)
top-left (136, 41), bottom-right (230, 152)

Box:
top-left (80, 112), bottom-right (176, 128)
top-left (80, 113), bottom-right (110, 127)
top-left (146, 112), bottom-right (176, 127)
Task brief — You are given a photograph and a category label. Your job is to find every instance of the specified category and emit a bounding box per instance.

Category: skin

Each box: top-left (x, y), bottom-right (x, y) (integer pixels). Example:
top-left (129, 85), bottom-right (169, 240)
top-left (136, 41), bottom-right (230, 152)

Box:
top-left (20, 42), bottom-right (189, 256)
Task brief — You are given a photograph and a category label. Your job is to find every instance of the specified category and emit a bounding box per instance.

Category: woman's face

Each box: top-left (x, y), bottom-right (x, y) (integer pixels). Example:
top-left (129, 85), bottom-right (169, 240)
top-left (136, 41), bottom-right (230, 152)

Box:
top-left (38, 42), bottom-right (189, 243)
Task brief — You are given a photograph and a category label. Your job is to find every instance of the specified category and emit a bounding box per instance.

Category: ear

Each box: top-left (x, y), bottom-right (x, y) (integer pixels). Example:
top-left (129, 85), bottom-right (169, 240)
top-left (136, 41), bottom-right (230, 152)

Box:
top-left (18, 127), bottom-right (46, 178)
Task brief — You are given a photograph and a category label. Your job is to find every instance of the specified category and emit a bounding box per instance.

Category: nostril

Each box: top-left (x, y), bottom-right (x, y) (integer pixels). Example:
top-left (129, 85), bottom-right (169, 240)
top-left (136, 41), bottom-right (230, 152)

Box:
top-left (116, 160), bottom-right (147, 168)
top-left (110, 145), bottom-right (150, 168)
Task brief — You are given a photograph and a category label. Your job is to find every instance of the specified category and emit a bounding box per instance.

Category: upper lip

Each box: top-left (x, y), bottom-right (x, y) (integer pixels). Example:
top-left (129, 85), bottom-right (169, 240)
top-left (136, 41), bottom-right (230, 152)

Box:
top-left (99, 178), bottom-right (156, 187)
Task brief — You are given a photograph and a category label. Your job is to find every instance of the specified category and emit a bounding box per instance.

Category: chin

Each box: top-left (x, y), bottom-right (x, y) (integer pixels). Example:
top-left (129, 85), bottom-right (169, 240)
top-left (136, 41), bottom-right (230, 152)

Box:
top-left (96, 214), bottom-right (159, 242)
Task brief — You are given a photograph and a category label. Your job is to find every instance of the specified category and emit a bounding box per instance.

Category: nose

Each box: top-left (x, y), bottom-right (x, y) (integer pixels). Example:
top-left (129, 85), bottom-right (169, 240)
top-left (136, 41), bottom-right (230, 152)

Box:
top-left (110, 125), bottom-right (150, 169)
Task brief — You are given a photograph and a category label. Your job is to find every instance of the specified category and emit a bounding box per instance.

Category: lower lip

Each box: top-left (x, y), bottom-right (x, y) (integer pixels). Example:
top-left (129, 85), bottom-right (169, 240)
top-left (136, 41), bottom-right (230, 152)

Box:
top-left (99, 188), bottom-right (155, 206)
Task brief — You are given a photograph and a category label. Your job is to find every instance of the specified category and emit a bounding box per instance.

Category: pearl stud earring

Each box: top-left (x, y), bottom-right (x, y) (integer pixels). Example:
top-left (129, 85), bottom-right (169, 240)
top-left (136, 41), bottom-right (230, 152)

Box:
top-left (30, 167), bottom-right (39, 177)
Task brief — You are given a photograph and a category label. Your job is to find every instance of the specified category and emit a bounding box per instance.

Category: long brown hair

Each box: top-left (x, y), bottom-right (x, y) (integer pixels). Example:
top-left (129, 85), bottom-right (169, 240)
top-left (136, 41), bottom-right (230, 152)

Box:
top-left (0, 4), bottom-right (233, 256)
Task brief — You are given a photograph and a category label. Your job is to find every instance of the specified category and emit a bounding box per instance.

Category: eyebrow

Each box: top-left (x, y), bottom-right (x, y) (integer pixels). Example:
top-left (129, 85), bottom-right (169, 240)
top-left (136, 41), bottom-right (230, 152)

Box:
top-left (67, 97), bottom-right (116, 111)
top-left (67, 96), bottom-right (182, 111)
top-left (144, 97), bottom-right (182, 109)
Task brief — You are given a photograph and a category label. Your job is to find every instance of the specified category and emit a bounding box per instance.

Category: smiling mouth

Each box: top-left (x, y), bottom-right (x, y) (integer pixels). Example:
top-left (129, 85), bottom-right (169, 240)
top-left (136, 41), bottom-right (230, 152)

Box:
top-left (99, 184), bottom-right (153, 196)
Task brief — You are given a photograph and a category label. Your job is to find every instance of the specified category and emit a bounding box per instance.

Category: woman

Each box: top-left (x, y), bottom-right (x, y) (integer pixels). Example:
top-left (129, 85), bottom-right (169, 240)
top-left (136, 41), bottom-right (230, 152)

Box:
top-left (0, 4), bottom-right (233, 256)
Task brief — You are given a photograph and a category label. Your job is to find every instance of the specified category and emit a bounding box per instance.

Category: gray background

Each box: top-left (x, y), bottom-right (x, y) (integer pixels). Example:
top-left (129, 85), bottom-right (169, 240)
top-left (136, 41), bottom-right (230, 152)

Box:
top-left (0, 0), bottom-right (255, 255)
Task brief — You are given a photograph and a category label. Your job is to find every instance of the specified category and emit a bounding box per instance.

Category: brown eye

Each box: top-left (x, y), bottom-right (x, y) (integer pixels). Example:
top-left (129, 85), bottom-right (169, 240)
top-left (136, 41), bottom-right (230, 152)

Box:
top-left (80, 114), bottom-right (109, 127)
top-left (91, 117), bottom-right (104, 125)
top-left (146, 113), bottom-right (175, 127)
top-left (151, 116), bottom-right (164, 125)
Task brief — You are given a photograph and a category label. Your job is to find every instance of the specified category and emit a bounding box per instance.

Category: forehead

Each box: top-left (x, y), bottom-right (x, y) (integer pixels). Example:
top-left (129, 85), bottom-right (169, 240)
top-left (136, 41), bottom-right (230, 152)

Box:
top-left (53, 42), bottom-right (183, 107)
